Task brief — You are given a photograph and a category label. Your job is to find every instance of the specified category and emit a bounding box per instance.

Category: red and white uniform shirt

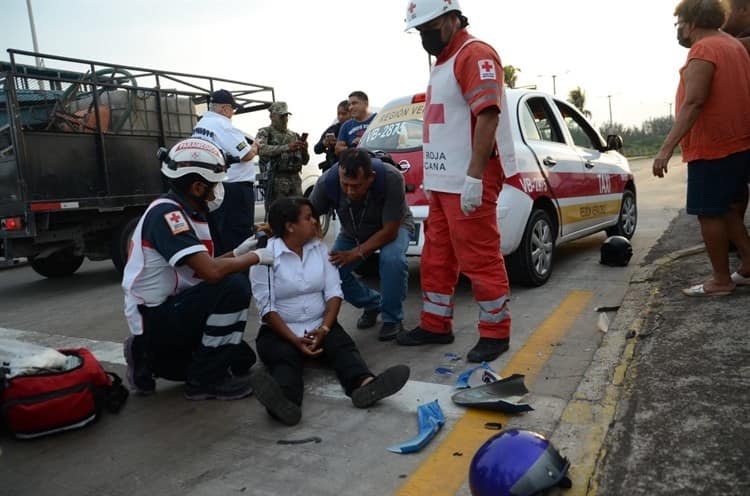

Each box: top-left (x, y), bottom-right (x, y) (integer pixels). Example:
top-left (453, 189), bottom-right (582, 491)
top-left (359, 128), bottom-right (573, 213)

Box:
top-left (122, 194), bottom-right (214, 335)
top-left (423, 29), bottom-right (504, 193)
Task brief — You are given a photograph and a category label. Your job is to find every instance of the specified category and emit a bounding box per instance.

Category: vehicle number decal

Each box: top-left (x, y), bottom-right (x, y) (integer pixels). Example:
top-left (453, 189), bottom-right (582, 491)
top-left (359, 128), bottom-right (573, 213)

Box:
top-left (362, 122), bottom-right (406, 145)
top-left (520, 176), bottom-right (548, 194)
top-left (598, 174), bottom-right (612, 194)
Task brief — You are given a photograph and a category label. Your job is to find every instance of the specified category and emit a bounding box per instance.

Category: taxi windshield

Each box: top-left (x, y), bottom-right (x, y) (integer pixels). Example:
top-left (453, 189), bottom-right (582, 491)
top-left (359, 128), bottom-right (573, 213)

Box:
top-left (359, 102), bottom-right (424, 152)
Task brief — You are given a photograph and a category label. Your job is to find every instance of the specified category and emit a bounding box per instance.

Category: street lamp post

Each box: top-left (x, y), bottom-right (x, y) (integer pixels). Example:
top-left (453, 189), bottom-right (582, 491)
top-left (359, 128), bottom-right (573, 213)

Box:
top-left (25, 0), bottom-right (44, 69)
top-left (607, 94), bottom-right (613, 127)
top-left (537, 71), bottom-right (570, 96)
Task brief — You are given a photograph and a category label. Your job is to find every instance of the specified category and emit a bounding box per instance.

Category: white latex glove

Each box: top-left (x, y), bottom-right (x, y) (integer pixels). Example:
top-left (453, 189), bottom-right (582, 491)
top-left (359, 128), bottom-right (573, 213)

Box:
top-left (460, 176), bottom-right (483, 216)
top-left (232, 235), bottom-right (258, 257)
top-left (251, 247), bottom-right (274, 266)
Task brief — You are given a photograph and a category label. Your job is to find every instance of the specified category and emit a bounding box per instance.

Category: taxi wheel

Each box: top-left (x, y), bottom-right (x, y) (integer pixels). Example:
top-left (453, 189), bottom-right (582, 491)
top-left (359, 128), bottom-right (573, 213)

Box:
top-left (506, 209), bottom-right (555, 287)
top-left (605, 189), bottom-right (637, 239)
top-left (111, 216), bottom-right (139, 274)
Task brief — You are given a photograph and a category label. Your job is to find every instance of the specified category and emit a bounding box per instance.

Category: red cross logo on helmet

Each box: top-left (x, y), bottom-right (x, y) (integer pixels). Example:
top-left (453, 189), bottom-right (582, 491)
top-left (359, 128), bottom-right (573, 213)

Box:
top-left (409, 2), bottom-right (416, 13)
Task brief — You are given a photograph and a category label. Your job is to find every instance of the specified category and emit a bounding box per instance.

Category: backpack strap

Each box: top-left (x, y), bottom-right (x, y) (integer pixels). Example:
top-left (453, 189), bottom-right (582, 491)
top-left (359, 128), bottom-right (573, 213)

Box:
top-left (103, 372), bottom-right (129, 413)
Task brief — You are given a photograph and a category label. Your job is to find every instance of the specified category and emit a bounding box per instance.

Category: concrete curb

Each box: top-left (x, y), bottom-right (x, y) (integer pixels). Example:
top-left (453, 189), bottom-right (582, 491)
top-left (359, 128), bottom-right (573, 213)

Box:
top-left (549, 243), bottom-right (706, 496)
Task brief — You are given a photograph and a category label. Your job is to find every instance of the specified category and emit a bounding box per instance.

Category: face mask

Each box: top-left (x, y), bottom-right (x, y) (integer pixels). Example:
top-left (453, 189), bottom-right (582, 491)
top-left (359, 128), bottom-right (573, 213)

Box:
top-left (420, 28), bottom-right (448, 56)
top-left (207, 181), bottom-right (224, 212)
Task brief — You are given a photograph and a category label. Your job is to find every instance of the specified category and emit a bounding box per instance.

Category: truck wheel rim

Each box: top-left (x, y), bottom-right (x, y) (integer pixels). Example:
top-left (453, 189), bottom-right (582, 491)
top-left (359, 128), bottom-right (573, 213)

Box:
top-left (530, 220), bottom-right (553, 276)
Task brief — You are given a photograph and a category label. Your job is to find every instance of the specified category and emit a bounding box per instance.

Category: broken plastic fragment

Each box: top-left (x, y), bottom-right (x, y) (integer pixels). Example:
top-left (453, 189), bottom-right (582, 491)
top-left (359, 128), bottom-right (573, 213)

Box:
top-left (386, 400), bottom-right (446, 454)
top-left (435, 367), bottom-right (454, 375)
top-left (597, 312), bottom-right (610, 333)
top-left (444, 353), bottom-right (462, 361)
top-left (452, 374), bottom-right (533, 413)
top-left (455, 362), bottom-right (499, 389)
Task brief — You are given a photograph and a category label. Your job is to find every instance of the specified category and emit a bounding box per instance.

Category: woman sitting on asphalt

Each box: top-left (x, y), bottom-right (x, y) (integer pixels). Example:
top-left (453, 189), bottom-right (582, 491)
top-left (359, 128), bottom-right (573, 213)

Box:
top-left (653, 0), bottom-right (750, 296)
top-left (248, 196), bottom-right (409, 425)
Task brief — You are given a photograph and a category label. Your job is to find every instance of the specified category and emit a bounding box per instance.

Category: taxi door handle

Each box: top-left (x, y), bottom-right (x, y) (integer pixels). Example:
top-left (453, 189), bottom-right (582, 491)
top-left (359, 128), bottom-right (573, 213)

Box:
top-left (543, 156), bottom-right (557, 166)
top-left (584, 160), bottom-right (595, 169)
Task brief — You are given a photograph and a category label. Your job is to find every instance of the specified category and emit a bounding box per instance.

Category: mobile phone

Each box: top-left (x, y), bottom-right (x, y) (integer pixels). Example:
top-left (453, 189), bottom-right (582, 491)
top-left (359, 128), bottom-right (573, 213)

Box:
top-left (300, 132), bottom-right (308, 141)
top-left (325, 132), bottom-right (335, 139)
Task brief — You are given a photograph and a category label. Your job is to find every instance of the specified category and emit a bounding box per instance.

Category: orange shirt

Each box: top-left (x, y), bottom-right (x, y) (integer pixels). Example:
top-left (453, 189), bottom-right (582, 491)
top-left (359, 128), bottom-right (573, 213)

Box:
top-left (677, 33), bottom-right (750, 162)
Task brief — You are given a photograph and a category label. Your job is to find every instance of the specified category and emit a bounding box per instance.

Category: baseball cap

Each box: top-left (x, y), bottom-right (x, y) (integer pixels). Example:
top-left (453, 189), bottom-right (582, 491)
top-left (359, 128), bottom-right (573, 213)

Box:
top-left (269, 101), bottom-right (292, 115)
top-left (210, 89), bottom-right (239, 109)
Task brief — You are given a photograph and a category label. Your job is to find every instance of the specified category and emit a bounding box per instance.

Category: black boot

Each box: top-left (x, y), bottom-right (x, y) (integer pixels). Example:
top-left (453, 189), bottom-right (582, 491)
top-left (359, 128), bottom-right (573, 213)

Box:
top-left (467, 338), bottom-right (510, 363)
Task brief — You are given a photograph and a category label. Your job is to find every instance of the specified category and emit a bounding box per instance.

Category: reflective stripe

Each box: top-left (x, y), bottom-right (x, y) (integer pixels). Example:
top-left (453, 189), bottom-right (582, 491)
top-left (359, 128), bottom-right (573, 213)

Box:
top-left (423, 301), bottom-right (453, 318)
top-left (463, 82), bottom-right (502, 102)
top-left (423, 291), bottom-right (454, 306)
top-left (202, 331), bottom-right (244, 348)
top-left (470, 94), bottom-right (500, 112)
top-left (479, 309), bottom-right (509, 324)
top-left (478, 296), bottom-right (509, 323)
top-left (477, 296), bottom-right (509, 313)
top-left (206, 309), bottom-right (249, 327)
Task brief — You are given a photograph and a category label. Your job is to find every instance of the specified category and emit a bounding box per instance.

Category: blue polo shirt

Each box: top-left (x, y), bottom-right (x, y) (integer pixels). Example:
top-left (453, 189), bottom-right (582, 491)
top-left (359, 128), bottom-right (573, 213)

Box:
top-left (338, 114), bottom-right (377, 148)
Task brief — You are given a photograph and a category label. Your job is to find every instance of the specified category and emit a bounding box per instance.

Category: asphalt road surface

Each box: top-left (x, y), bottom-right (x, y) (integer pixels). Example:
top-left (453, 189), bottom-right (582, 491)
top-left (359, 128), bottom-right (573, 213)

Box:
top-left (0, 157), bottom-right (689, 496)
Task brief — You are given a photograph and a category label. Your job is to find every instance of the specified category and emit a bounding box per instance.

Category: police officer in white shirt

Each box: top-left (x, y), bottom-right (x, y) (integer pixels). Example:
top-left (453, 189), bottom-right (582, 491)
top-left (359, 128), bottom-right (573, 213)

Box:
top-left (247, 196), bottom-right (410, 426)
top-left (122, 138), bottom-right (273, 400)
top-left (193, 89), bottom-right (259, 255)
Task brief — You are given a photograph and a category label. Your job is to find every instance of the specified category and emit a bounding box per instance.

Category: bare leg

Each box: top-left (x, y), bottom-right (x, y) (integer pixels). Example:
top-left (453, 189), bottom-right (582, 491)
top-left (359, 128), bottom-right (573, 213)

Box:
top-left (697, 215), bottom-right (735, 291)
top-left (728, 202), bottom-right (750, 275)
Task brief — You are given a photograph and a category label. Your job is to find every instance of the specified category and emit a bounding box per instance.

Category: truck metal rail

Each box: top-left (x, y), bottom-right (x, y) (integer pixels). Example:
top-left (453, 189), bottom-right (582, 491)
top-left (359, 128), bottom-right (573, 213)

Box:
top-left (0, 49), bottom-right (274, 277)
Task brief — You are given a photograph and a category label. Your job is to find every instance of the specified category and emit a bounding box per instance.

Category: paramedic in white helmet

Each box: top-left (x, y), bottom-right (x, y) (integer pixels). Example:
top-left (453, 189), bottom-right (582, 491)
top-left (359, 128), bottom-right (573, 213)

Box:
top-left (397, 0), bottom-right (512, 363)
top-left (122, 138), bottom-right (273, 400)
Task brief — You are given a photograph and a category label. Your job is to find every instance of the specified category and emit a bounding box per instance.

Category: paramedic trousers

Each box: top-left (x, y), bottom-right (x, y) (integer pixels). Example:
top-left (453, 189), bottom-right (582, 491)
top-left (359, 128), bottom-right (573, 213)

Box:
top-left (332, 227), bottom-right (410, 324)
top-left (420, 161), bottom-right (511, 339)
top-left (139, 273), bottom-right (256, 386)
top-left (208, 181), bottom-right (255, 257)
top-left (255, 322), bottom-right (373, 406)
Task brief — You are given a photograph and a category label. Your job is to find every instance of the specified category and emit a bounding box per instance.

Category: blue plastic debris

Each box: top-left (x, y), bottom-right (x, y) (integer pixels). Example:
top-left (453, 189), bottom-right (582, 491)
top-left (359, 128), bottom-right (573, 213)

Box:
top-left (455, 362), bottom-right (499, 389)
top-left (435, 367), bottom-right (454, 375)
top-left (444, 352), bottom-right (462, 361)
top-left (387, 400), bottom-right (446, 454)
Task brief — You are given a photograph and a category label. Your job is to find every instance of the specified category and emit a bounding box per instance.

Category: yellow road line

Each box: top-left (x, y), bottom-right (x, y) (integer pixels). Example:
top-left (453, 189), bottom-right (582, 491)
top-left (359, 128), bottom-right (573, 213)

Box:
top-left (396, 290), bottom-right (594, 496)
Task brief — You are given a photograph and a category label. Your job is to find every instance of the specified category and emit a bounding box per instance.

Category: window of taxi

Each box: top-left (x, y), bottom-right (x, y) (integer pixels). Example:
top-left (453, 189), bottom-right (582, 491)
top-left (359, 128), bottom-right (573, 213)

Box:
top-left (359, 102), bottom-right (424, 152)
top-left (555, 101), bottom-right (604, 151)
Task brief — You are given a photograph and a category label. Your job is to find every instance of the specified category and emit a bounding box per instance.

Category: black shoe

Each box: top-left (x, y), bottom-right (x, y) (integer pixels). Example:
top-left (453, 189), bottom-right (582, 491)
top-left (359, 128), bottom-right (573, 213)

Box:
top-left (248, 370), bottom-right (302, 426)
top-left (467, 338), bottom-right (510, 363)
top-left (357, 308), bottom-right (380, 329)
top-left (396, 326), bottom-right (455, 346)
top-left (184, 375), bottom-right (254, 401)
top-left (123, 336), bottom-right (155, 395)
top-left (351, 365), bottom-right (410, 409)
top-left (379, 321), bottom-right (403, 341)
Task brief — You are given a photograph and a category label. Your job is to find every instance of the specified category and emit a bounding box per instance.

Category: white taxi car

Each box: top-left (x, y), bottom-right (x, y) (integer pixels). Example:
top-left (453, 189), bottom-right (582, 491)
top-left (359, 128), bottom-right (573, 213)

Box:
top-left (358, 89), bottom-right (637, 286)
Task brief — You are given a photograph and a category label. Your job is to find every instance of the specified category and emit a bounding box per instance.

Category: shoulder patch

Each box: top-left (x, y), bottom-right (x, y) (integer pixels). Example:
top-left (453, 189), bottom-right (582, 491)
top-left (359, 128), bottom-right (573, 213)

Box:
top-left (163, 211), bottom-right (190, 235)
top-left (236, 141), bottom-right (248, 151)
top-left (478, 59), bottom-right (497, 80)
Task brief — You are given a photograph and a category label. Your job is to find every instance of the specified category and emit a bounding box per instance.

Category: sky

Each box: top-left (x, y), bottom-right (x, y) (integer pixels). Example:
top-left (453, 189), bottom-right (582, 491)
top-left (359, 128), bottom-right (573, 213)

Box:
top-left (1, 0), bottom-right (687, 147)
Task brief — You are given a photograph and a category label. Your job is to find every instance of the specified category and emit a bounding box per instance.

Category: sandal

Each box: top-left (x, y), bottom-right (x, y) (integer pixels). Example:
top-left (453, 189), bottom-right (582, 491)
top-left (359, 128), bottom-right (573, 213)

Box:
top-left (681, 284), bottom-right (734, 297)
top-left (730, 272), bottom-right (750, 286)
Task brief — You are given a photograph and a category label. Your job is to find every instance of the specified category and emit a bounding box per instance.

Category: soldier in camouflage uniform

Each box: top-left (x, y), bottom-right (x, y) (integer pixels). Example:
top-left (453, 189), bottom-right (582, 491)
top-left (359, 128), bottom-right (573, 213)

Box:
top-left (256, 102), bottom-right (309, 211)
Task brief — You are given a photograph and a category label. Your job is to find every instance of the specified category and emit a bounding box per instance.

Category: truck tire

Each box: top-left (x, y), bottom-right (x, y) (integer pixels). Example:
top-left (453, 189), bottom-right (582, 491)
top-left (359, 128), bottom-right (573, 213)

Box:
top-left (605, 188), bottom-right (637, 239)
top-left (29, 249), bottom-right (84, 278)
top-left (111, 217), bottom-right (139, 274)
top-left (506, 208), bottom-right (555, 287)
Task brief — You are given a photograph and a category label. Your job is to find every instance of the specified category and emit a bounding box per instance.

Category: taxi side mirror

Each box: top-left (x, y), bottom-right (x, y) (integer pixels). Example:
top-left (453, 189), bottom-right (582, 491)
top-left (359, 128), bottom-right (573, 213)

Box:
top-left (606, 134), bottom-right (623, 151)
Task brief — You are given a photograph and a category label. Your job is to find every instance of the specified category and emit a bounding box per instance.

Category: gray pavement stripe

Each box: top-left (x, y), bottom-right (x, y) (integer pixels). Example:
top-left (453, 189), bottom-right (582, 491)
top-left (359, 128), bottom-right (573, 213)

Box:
top-left (0, 327), bottom-right (464, 418)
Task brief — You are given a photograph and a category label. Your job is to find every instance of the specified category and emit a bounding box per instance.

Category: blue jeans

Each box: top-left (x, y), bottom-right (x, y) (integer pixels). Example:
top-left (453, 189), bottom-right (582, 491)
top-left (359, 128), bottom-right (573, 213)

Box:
top-left (332, 228), bottom-right (410, 324)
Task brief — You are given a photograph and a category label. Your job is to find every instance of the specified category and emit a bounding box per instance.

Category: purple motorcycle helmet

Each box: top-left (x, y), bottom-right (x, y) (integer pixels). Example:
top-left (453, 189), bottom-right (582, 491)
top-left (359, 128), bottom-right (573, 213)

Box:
top-left (470, 429), bottom-right (571, 496)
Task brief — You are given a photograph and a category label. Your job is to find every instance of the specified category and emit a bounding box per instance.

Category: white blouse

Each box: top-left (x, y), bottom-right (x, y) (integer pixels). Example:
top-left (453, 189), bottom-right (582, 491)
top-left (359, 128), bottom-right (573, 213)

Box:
top-left (250, 237), bottom-right (343, 337)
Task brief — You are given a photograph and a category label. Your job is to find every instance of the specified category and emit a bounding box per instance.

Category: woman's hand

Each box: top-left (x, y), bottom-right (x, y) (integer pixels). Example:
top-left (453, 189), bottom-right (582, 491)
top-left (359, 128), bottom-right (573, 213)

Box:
top-left (305, 326), bottom-right (329, 351)
top-left (297, 335), bottom-right (323, 357)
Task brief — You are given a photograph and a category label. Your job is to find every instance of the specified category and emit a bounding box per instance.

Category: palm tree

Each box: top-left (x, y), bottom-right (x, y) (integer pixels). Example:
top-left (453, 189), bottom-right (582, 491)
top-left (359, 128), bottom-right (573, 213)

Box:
top-left (568, 86), bottom-right (592, 118)
top-left (503, 65), bottom-right (521, 89)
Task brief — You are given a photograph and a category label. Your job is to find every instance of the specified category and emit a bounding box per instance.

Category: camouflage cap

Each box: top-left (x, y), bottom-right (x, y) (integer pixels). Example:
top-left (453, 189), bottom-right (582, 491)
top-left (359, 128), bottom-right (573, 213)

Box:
top-left (269, 101), bottom-right (292, 115)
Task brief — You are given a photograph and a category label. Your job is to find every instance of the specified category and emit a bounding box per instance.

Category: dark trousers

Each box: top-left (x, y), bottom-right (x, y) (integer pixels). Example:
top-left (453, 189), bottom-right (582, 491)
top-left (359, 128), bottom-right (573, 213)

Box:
top-left (209, 181), bottom-right (255, 256)
top-left (255, 322), bottom-right (372, 405)
top-left (139, 273), bottom-right (256, 385)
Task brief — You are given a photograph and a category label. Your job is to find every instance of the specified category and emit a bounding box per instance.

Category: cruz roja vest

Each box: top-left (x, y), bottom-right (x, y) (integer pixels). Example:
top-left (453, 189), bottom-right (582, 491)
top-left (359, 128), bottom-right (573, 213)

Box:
top-left (423, 38), bottom-right (514, 194)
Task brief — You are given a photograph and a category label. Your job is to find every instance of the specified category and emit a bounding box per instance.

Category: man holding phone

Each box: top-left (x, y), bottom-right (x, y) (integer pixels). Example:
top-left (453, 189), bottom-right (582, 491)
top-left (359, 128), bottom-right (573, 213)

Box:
top-left (314, 100), bottom-right (351, 171)
top-left (256, 102), bottom-right (310, 210)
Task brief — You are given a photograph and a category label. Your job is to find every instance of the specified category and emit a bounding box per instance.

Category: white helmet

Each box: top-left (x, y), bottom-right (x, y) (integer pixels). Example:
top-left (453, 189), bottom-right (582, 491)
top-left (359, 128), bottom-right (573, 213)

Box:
top-left (404, 0), bottom-right (461, 30)
top-left (160, 138), bottom-right (227, 183)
